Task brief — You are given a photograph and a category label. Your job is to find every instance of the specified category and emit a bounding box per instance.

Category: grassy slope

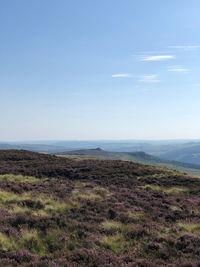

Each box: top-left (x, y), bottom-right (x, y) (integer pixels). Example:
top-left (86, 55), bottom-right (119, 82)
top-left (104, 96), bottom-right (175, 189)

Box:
top-left (0, 150), bottom-right (199, 266)
top-left (160, 144), bottom-right (200, 165)
top-left (57, 148), bottom-right (200, 176)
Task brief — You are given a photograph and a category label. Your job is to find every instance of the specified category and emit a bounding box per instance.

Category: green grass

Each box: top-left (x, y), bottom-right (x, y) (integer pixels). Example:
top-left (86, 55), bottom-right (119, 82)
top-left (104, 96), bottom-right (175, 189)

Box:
top-left (170, 206), bottom-right (182, 212)
top-left (72, 188), bottom-right (103, 200)
top-left (0, 190), bottom-right (26, 206)
top-left (101, 220), bottom-right (131, 232)
top-left (93, 187), bottom-right (112, 197)
top-left (72, 182), bottom-right (112, 200)
top-left (127, 211), bottom-right (145, 222)
top-left (0, 233), bottom-right (18, 251)
top-left (101, 234), bottom-right (127, 253)
top-left (0, 174), bottom-right (43, 183)
top-left (21, 229), bottom-right (46, 255)
top-left (38, 196), bottom-right (80, 213)
top-left (9, 205), bottom-right (49, 217)
top-left (74, 181), bottom-right (89, 188)
top-left (141, 185), bottom-right (189, 194)
top-left (0, 190), bottom-right (80, 215)
top-left (177, 223), bottom-right (200, 234)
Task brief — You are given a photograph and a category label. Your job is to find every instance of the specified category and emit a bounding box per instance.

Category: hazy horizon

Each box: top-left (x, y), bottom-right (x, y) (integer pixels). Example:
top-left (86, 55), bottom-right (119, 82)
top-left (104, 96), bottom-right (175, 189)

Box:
top-left (1, 0), bottom-right (200, 140)
top-left (1, 138), bottom-right (200, 144)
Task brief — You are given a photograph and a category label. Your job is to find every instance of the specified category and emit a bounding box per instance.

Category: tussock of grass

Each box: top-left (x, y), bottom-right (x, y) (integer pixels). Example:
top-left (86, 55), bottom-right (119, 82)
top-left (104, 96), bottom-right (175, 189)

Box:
top-left (170, 206), bottom-right (182, 212)
top-left (102, 220), bottom-right (131, 232)
top-left (74, 181), bottom-right (89, 188)
top-left (0, 174), bottom-right (42, 183)
top-left (0, 229), bottom-right (69, 255)
top-left (141, 185), bottom-right (189, 194)
top-left (127, 211), bottom-right (145, 222)
top-left (0, 233), bottom-right (18, 251)
top-left (101, 234), bottom-right (126, 253)
top-left (72, 189), bottom-right (103, 200)
top-left (72, 183), bottom-right (112, 200)
top-left (0, 190), bottom-right (80, 215)
top-left (22, 229), bottom-right (46, 255)
top-left (9, 206), bottom-right (49, 217)
top-left (166, 187), bottom-right (189, 194)
top-left (41, 197), bottom-right (80, 213)
top-left (93, 187), bottom-right (112, 197)
top-left (0, 190), bottom-right (25, 206)
top-left (177, 223), bottom-right (200, 234)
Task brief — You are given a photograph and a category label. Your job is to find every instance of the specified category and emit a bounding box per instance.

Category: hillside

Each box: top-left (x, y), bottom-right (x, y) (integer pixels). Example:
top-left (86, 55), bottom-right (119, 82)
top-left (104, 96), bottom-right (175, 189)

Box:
top-left (57, 148), bottom-right (200, 175)
top-left (159, 143), bottom-right (200, 165)
top-left (0, 150), bottom-right (199, 266)
top-left (2, 140), bottom-right (200, 166)
top-left (0, 143), bottom-right (68, 154)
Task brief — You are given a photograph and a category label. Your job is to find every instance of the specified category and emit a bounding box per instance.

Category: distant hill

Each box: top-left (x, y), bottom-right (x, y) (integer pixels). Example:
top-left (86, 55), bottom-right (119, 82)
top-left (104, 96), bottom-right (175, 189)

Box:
top-left (56, 148), bottom-right (200, 175)
top-left (159, 143), bottom-right (200, 165)
top-left (0, 143), bottom-right (69, 153)
top-left (2, 140), bottom-right (200, 165)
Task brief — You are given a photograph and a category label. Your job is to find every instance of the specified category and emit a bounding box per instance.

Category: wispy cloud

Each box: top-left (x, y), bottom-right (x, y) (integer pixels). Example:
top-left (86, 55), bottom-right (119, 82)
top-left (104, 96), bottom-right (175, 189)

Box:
top-left (169, 66), bottom-right (189, 72)
top-left (112, 73), bottom-right (160, 83)
top-left (138, 75), bottom-right (160, 83)
top-left (140, 55), bottom-right (175, 61)
top-left (112, 73), bottom-right (132, 78)
top-left (169, 45), bottom-right (200, 51)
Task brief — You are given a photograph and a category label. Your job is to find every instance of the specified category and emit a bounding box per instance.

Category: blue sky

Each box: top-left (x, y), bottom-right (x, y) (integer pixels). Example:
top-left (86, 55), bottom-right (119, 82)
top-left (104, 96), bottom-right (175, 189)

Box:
top-left (1, 0), bottom-right (200, 141)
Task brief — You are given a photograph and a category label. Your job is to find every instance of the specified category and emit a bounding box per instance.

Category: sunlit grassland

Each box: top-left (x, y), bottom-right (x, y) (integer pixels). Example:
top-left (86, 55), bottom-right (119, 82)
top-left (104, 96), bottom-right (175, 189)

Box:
top-left (0, 174), bottom-right (45, 183)
top-left (0, 229), bottom-right (69, 255)
top-left (101, 220), bottom-right (131, 233)
top-left (100, 234), bottom-right (128, 253)
top-left (177, 222), bottom-right (200, 235)
top-left (140, 184), bottom-right (189, 194)
top-left (72, 181), bottom-right (112, 201)
top-left (127, 211), bottom-right (146, 222)
top-left (0, 190), bottom-right (80, 216)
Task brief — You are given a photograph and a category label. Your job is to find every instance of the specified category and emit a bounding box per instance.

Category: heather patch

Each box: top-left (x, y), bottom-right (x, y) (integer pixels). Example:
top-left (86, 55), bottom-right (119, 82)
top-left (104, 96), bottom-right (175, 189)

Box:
top-left (0, 150), bottom-right (199, 265)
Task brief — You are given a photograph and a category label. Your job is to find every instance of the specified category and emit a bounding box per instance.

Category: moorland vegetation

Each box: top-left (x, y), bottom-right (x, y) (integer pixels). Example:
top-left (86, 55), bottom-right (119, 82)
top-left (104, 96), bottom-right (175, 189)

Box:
top-left (0, 150), bottom-right (199, 266)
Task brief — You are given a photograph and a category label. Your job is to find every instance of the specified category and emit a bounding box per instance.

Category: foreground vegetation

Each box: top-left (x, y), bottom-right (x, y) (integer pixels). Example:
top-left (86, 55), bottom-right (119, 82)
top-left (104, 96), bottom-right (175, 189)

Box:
top-left (0, 150), bottom-right (199, 266)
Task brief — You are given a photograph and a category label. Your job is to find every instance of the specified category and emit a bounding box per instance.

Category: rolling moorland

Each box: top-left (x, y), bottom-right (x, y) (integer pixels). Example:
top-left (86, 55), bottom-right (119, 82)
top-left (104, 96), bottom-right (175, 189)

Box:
top-left (57, 148), bottom-right (200, 176)
top-left (0, 150), bottom-right (199, 266)
top-left (1, 140), bottom-right (200, 165)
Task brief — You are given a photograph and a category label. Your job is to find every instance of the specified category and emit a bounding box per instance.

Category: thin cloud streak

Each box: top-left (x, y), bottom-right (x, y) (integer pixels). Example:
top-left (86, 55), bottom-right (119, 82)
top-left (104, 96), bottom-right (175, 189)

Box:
top-left (112, 73), bottom-right (132, 78)
top-left (140, 55), bottom-right (175, 61)
top-left (169, 45), bottom-right (200, 51)
top-left (169, 66), bottom-right (189, 72)
top-left (138, 75), bottom-right (160, 83)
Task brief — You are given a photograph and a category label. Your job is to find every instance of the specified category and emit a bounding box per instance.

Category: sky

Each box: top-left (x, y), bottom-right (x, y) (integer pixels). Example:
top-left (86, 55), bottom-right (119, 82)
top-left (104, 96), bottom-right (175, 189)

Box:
top-left (1, 0), bottom-right (200, 141)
